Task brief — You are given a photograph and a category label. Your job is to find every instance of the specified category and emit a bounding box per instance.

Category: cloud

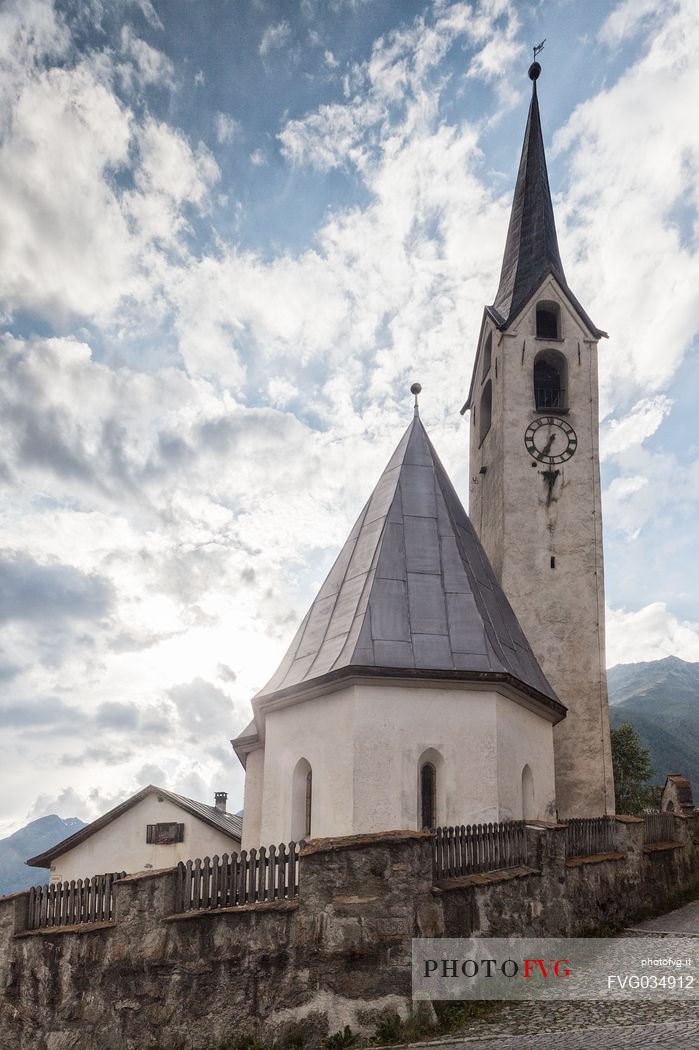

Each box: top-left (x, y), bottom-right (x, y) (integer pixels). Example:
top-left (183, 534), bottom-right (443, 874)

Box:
top-left (554, 0), bottom-right (699, 402)
top-left (607, 602), bottom-right (699, 667)
top-left (600, 396), bottom-right (673, 460)
top-left (0, 551), bottom-right (113, 623)
top-left (259, 20), bottom-right (291, 56)
top-left (215, 112), bottom-right (241, 144)
top-left (119, 24), bottom-right (174, 90)
top-left (168, 678), bottom-right (236, 735)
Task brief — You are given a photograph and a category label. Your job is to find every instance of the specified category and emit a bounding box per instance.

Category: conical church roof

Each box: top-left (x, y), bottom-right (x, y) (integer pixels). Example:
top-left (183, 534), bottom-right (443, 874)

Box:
top-left (253, 411), bottom-right (563, 718)
top-left (489, 68), bottom-right (605, 339)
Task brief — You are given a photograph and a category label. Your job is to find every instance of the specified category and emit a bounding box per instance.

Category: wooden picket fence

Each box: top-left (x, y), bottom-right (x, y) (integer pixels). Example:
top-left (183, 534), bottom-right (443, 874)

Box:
top-left (174, 842), bottom-right (302, 913)
top-left (26, 872), bottom-right (125, 930)
top-left (643, 812), bottom-right (677, 845)
top-left (433, 821), bottom-right (528, 880)
top-left (564, 816), bottom-right (616, 858)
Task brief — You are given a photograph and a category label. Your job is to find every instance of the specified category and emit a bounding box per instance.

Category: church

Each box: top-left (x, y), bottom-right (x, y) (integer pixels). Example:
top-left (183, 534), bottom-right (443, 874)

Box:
top-left (233, 60), bottom-right (615, 849)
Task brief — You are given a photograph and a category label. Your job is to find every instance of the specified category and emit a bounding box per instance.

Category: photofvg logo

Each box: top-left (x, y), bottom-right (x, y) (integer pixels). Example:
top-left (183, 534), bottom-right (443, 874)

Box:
top-left (412, 938), bottom-right (699, 1001)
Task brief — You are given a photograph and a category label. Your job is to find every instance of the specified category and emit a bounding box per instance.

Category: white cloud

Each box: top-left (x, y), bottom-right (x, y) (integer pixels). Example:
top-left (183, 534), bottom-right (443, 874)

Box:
top-left (259, 20), bottom-right (291, 57)
top-left (554, 0), bottom-right (699, 402)
top-left (600, 395), bottom-right (673, 459)
top-left (607, 602), bottom-right (699, 666)
top-left (119, 24), bottom-right (174, 90)
top-left (215, 112), bottom-right (241, 144)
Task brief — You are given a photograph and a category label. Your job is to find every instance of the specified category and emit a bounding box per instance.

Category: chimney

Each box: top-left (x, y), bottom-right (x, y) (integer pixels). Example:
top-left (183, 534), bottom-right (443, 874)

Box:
top-left (214, 791), bottom-right (227, 813)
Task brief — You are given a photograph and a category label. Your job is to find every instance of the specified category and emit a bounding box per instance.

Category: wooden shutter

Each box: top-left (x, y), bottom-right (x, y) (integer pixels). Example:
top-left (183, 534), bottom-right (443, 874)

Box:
top-left (146, 825), bottom-right (155, 843)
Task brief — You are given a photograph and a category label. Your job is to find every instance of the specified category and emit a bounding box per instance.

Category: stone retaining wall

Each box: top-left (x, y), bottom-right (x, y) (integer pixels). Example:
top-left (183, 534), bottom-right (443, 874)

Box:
top-left (1, 818), bottom-right (697, 1050)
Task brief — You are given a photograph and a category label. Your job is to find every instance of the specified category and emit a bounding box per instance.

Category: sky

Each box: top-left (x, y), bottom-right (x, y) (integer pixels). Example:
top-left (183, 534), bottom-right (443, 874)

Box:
top-left (0, 0), bottom-right (698, 835)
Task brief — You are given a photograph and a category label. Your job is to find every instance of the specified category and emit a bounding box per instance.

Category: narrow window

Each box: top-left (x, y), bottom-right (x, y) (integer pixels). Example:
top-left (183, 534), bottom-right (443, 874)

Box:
top-left (305, 769), bottom-right (312, 839)
top-left (420, 763), bottom-right (436, 830)
top-left (533, 350), bottom-right (567, 411)
top-left (291, 758), bottom-right (312, 840)
top-left (479, 379), bottom-right (492, 444)
top-left (536, 301), bottom-right (560, 338)
top-left (522, 765), bottom-right (535, 821)
top-left (481, 332), bottom-right (492, 380)
top-left (550, 556), bottom-right (556, 569)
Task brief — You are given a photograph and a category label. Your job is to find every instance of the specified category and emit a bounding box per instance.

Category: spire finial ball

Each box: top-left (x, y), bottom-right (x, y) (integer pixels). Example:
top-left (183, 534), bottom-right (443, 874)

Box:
top-left (528, 61), bottom-right (541, 81)
top-left (410, 382), bottom-right (422, 396)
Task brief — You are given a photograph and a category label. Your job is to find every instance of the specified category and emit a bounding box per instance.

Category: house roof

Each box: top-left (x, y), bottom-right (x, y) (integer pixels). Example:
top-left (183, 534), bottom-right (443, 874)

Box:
top-left (489, 65), bottom-right (605, 339)
top-left (26, 785), bottom-right (242, 868)
top-left (239, 409), bottom-right (563, 725)
top-left (664, 774), bottom-right (695, 808)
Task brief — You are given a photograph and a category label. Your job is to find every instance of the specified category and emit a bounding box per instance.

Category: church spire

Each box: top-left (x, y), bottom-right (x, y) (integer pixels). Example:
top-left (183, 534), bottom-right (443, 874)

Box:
top-left (489, 60), bottom-right (605, 339)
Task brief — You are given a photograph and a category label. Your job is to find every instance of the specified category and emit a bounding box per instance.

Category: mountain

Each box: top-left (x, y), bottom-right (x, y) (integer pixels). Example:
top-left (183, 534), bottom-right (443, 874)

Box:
top-left (607, 656), bottom-right (699, 789)
top-left (0, 814), bottom-right (86, 897)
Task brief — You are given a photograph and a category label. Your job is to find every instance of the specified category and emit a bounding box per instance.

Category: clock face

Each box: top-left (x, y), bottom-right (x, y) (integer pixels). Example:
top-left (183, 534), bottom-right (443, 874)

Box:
top-left (524, 416), bottom-right (578, 464)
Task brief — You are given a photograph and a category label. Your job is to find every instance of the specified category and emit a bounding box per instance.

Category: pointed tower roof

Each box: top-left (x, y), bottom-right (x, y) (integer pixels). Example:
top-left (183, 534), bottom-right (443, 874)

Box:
top-left (489, 62), bottom-right (605, 339)
top-left (247, 408), bottom-right (564, 723)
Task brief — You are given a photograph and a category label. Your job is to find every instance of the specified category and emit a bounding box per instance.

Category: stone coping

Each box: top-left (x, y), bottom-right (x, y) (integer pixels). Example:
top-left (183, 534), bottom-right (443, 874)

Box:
top-left (15, 920), bottom-right (115, 939)
top-left (615, 814), bottom-right (644, 824)
top-left (163, 898), bottom-right (299, 922)
top-left (565, 851), bottom-right (625, 868)
top-left (643, 841), bottom-right (685, 854)
top-left (300, 829), bottom-right (430, 857)
top-left (118, 866), bottom-right (176, 884)
top-left (525, 819), bottom-right (567, 829)
top-left (436, 865), bottom-right (538, 890)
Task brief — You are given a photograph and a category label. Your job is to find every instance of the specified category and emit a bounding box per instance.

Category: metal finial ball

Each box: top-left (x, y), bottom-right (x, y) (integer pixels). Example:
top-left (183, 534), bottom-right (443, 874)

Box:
top-left (410, 383), bottom-right (422, 396)
top-left (528, 61), bottom-right (541, 81)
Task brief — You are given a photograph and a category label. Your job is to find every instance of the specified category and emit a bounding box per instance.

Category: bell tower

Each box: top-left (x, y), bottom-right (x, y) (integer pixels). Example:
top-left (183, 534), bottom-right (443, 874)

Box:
top-left (463, 59), bottom-right (615, 817)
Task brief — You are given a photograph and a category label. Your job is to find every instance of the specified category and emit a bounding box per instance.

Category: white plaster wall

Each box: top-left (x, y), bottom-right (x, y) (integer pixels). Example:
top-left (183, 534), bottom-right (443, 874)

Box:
top-left (494, 694), bottom-right (557, 821)
top-left (468, 277), bottom-right (615, 817)
top-left (258, 687), bottom-right (356, 845)
top-left (46, 794), bottom-right (240, 883)
top-left (251, 682), bottom-right (557, 848)
top-left (241, 747), bottom-right (264, 852)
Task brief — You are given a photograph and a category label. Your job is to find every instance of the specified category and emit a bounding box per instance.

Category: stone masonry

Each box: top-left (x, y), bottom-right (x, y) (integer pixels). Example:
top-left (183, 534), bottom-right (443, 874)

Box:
top-left (1, 817), bottom-right (697, 1050)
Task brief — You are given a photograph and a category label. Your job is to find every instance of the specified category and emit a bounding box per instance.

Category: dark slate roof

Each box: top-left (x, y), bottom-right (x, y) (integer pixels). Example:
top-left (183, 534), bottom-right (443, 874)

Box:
top-left (490, 76), bottom-right (605, 339)
top-left (252, 412), bottom-right (563, 718)
top-left (27, 785), bottom-right (242, 868)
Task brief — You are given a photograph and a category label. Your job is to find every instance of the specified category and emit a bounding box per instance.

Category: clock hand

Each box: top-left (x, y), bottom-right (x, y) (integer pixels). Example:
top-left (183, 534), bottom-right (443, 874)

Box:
top-left (542, 433), bottom-right (556, 455)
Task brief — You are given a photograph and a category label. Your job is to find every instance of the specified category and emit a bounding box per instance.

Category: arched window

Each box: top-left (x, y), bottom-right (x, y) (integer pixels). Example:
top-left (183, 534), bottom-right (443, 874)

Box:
top-left (291, 758), bottom-right (312, 840)
top-left (420, 763), bottom-right (436, 830)
top-left (522, 764), bottom-right (535, 821)
top-left (533, 350), bottom-right (567, 411)
top-left (479, 380), bottom-right (492, 444)
top-left (666, 800), bottom-right (675, 813)
top-left (536, 300), bottom-right (560, 339)
top-left (481, 332), bottom-right (492, 380)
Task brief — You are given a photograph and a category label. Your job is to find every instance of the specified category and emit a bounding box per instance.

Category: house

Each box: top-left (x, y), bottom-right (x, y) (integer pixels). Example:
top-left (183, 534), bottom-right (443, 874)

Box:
top-left (232, 58), bottom-right (616, 848)
top-left (661, 774), bottom-right (696, 815)
top-left (26, 785), bottom-right (242, 883)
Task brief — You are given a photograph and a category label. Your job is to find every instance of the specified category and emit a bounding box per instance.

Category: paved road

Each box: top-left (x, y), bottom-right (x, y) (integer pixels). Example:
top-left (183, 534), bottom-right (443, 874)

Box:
top-left (442, 1018), bottom-right (699, 1047)
top-left (627, 897), bottom-right (699, 937)
top-left (409, 898), bottom-right (699, 1049)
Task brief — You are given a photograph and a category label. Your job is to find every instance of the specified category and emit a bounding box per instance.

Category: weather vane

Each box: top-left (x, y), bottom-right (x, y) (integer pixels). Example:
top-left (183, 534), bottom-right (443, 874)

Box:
top-left (533, 39), bottom-right (546, 61)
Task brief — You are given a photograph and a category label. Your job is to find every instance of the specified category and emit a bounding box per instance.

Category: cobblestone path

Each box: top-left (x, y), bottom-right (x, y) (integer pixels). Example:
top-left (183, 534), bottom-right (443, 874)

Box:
top-left (404, 898), bottom-right (699, 1048)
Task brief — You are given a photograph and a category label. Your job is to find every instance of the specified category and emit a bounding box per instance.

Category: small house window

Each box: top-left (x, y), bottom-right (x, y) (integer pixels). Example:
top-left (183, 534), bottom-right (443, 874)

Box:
top-left (536, 301), bottom-right (560, 339)
top-left (420, 763), bottom-right (436, 830)
top-left (146, 822), bottom-right (184, 845)
top-left (479, 380), bottom-right (492, 444)
top-left (533, 350), bottom-right (567, 411)
top-left (481, 332), bottom-right (492, 380)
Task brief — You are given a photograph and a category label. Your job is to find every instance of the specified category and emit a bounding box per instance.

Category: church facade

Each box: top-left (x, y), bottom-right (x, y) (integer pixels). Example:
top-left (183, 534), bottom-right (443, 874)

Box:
top-left (233, 62), bottom-right (614, 846)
